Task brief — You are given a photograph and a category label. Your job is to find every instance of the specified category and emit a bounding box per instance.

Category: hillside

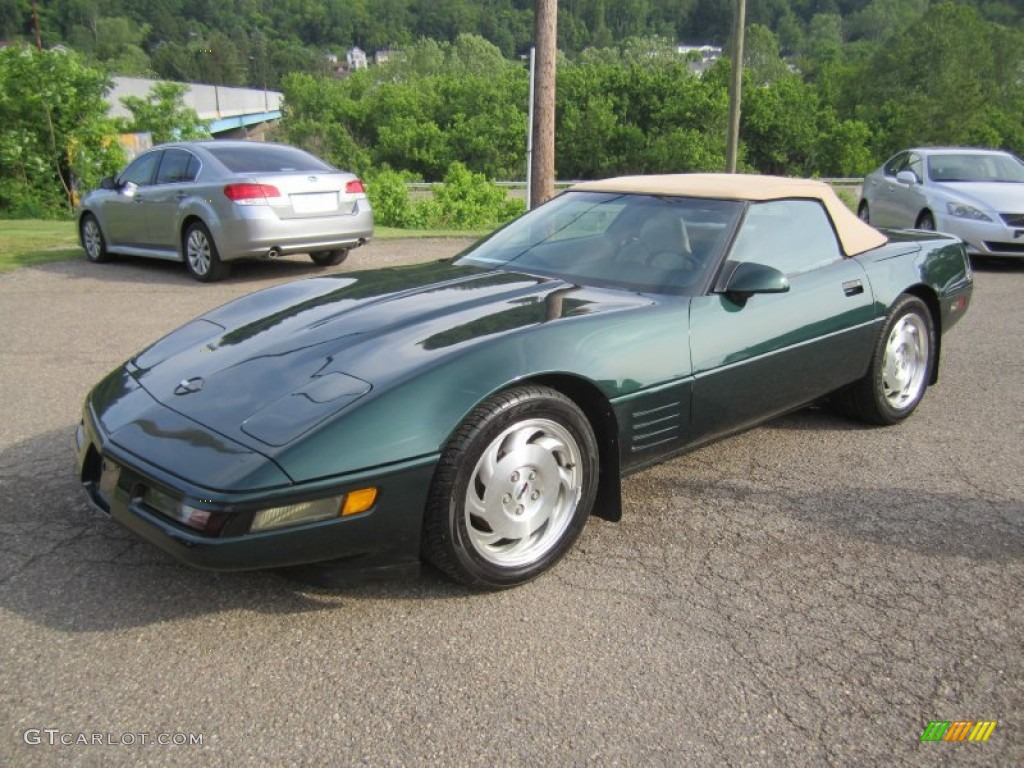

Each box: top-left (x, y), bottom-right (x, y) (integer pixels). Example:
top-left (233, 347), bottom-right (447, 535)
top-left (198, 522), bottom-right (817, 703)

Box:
top-left (1, 0), bottom-right (1020, 88)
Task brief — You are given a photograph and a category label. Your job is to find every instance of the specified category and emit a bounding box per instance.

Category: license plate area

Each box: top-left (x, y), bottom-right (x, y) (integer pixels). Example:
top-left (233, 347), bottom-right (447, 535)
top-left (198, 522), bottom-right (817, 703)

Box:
top-left (290, 192), bottom-right (340, 214)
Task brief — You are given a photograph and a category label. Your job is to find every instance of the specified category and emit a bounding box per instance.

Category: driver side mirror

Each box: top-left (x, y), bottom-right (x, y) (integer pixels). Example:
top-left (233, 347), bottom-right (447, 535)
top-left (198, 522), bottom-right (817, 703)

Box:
top-left (722, 261), bottom-right (790, 304)
top-left (895, 170), bottom-right (919, 186)
top-left (99, 176), bottom-right (116, 191)
top-left (119, 181), bottom-right (138, 198)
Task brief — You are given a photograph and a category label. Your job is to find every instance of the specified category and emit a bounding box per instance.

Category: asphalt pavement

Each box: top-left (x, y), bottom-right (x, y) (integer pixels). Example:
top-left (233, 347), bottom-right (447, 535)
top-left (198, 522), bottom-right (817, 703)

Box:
top-left (0, 240), bottom-right (1021, 766)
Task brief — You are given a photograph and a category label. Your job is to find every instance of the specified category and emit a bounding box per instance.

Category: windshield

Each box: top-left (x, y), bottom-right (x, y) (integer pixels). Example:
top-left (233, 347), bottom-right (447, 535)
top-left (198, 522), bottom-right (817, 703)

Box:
top-left (456, 191), bottom-right (742, 295)
top-left (927, 153), bottom-right (1024, 183)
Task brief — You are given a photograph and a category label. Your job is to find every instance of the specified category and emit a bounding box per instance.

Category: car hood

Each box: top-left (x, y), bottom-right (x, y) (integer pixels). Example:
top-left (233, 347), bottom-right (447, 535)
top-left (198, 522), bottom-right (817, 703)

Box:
top-left (126, 260), bottom-right (654, 449)
top-left (933, 181), bottom-right (1024, 212)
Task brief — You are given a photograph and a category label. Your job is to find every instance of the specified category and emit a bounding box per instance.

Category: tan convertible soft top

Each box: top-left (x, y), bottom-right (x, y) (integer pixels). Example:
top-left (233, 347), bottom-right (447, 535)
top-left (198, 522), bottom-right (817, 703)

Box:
top-left (572, 173), bottom-right (888, 257)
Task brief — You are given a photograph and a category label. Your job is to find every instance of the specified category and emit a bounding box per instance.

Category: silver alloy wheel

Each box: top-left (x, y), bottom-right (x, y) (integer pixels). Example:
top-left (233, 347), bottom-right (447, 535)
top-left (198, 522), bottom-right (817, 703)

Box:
top-left (186, 228), bottom-right (212, 276)
top-left (463, 417), bottom-right (584, 568)
top-left (82, 218), bottom-right (102, 259)
top-left (881, 312), bottom-right (930, 411)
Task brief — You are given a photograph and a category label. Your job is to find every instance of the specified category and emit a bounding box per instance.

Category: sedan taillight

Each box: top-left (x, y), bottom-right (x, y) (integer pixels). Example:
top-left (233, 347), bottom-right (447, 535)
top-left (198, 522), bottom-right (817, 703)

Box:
top-left (345, 179), bottom-right (365, 194)
top-left (223, 183), bottom-right (281, 205)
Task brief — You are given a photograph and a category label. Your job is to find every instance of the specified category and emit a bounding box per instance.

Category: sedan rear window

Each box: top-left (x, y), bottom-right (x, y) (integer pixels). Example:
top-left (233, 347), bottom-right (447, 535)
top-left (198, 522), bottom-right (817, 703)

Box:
top-left (206, 145), bottom-right (335, 174)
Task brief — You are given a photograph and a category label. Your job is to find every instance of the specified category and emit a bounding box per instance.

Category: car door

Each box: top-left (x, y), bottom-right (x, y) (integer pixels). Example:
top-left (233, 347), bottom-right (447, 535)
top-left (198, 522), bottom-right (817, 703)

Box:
top-left (687, 199), bottom-right (878, 442)
top-left (144, 148), bottom-right (201, 252)
top-left (103, 150), bottom-right (162, 247)
top-left (863, 153), bottom-right (903, 227)
top-left (872, 151), bottom-right (927, 227)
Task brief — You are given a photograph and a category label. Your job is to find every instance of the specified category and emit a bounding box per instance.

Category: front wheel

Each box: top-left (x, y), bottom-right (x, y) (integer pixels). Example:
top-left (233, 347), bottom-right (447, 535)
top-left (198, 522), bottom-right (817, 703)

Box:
top-left (310, 249), bottom-right (349, 267)
top-left (183, 221), bottom-right (230, 282)
top-left (836, 295), bottom-right (935, 425)
top-left (857, 201), bottom-right (870, 223)
top-left (81, 214), bottom-right (111, 263)
top-left (916, 211), bottom-right (936, 231)
top-left (422, 385), bottom-right (599, 589)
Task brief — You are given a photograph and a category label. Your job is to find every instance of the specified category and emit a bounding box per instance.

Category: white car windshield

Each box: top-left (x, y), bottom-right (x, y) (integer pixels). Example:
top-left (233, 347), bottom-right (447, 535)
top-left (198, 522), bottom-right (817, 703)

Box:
top-left (928, 153), bottom-right (1024, 183)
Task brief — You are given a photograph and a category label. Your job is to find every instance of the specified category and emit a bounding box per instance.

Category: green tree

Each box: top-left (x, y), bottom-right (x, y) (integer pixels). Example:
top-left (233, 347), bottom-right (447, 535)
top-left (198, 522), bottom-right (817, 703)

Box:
top-left (849, 2), bottom-right (1024, 158)
top-left (845, 0), bottom-right (928, 42)
top-left (0, 46), bottom-right (124, 216)
top-left (120, 81), bottom-right (210, 144)
top-left (68, 15), bottom-right (153, 76)
top-left (744, 24), bottom-right (792, 84)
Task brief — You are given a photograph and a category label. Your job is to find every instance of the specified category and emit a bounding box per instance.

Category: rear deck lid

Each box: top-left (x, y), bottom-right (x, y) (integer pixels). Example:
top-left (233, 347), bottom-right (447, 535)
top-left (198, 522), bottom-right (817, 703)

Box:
top-left (207, 143), bottom-right (366, 220)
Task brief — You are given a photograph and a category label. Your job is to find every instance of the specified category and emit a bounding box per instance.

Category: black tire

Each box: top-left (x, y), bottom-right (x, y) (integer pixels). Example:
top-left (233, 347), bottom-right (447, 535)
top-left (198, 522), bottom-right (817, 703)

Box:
top-left (183, 221), bottom-right (230, 282)
top-left (834, 295), bottom-right (935, 426)
top-left (310, 249), bottom-right (349, 267)
top-left (857, 201), bottom-right (870, 223)
top-left (917, 211), bottom-right (936, 231)
top-left (422, 385), bottom-right (599, 589)
top-left (80, 214), bottom-right (111, 263)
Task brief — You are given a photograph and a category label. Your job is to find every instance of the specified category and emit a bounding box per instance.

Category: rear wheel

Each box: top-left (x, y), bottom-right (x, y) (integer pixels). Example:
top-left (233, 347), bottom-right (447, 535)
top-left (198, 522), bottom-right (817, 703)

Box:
top-left (183, 221), bottom-right (230, 282)
top-left (422, 385), bottom-right (598, 589)
top-left (80, 214), bottom-right (111, 263)
top-left (835, 295), bottom-right (935, 425)
top-left (916, 211), bottom-right (936, 230)
top-left (309, 249), bottom-right (349, 267)
top-left (857, 201), bottom-right (870, 223)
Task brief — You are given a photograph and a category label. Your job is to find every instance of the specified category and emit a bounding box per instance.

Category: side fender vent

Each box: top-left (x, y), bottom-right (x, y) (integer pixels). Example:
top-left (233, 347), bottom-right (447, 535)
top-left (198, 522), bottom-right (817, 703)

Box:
top-left (629, 401), bottom-right (684, 453)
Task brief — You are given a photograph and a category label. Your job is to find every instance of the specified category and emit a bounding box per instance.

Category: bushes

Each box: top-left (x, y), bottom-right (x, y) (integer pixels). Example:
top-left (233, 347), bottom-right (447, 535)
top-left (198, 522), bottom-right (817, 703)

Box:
top-left (0, 47), bottom-right (124, 218)
top-left (366, 163), bottom-right (524, 230)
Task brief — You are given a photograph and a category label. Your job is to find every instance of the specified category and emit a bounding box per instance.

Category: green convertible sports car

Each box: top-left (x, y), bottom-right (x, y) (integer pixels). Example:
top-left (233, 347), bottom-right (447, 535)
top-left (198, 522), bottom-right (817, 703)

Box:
top-left (76, 174), bottom-right (973, 589)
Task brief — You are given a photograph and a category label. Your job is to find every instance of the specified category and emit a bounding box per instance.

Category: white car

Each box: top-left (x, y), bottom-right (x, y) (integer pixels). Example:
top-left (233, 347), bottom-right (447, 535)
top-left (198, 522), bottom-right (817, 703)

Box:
top-left (859, 147), bottom-right (1024, 259)
top-left (78, 141), bottom-right (374, 281)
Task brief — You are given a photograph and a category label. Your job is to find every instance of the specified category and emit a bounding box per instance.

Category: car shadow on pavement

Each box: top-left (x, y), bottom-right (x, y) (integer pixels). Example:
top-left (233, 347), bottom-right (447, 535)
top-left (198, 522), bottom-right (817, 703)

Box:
top-left (970, 255), bottom-right (1024, 273)
top-left (0, 426), bottom-right (469, 634)
top-left (27, 253), bottom-right (341, 287)
top-left (5, 417), bottom-right (1018, 633)
top-left (758, 405), bottom-right (864, 432)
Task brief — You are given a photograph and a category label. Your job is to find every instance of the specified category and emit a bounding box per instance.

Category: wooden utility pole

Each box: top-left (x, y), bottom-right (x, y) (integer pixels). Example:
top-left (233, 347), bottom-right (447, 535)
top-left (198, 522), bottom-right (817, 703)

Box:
top-left (33, 0), bottom-right (43, 49)
top-left (726, 0), bottom-right (746, 173)
top-left (530, 0), bottom-right (557, 209)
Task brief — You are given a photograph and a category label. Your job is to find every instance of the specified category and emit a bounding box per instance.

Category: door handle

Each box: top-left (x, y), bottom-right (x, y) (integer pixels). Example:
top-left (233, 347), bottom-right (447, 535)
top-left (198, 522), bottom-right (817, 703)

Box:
top-left (843, 280), bottom-right (864, 297)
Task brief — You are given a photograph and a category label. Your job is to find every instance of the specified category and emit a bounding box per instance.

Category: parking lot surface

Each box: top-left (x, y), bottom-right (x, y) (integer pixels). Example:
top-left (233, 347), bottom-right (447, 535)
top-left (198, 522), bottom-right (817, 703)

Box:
top-left (1, 242), bottom-right (1021, 766)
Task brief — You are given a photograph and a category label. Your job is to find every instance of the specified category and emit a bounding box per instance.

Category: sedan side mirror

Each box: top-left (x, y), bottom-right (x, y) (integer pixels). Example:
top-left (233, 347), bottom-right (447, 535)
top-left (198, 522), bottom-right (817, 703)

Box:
top-left (99, 176), bottom-right (116, 191)
top-left (722, 261), bottom-right (790, 304)
top-left (896, 170), bottom-right (919, 186)
top-left (120, 181), bottom-right (138, 198)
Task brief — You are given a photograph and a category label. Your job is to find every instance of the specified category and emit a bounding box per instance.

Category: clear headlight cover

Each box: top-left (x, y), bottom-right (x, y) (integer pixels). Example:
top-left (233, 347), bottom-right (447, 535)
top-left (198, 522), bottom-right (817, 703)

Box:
top-left (249, 496), bottom-right (344, 532)
top-left (946, 202), bottom-right (992, 222)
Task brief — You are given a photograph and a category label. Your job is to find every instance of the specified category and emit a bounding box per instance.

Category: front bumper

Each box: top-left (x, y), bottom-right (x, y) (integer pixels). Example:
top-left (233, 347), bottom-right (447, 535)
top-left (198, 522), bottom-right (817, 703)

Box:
top-left (75, 403), bottom-right (434, 572)
top-left (934, 213), bottom-right (1024, 258)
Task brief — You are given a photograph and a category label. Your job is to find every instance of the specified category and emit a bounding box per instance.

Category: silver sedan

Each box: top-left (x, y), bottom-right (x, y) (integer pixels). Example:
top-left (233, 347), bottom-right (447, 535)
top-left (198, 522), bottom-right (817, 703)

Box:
top-left (859, 147), bottom-right (1024, 259)
top-left (78, 141), bottom-right (374, 281)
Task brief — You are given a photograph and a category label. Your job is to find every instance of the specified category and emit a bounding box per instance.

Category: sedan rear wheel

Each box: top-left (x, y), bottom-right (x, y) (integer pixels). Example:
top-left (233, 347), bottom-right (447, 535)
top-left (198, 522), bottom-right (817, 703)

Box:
top-left (310, 249), bottom-right (349, 267)
top-left (422, 385), bottom-right (598, 589)
top-left (835, 295), bottom-right (935, 425)
top-left (81, 214), bottom-right (111, 263)
top-left (183, 221), bottom-right (230, 282)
